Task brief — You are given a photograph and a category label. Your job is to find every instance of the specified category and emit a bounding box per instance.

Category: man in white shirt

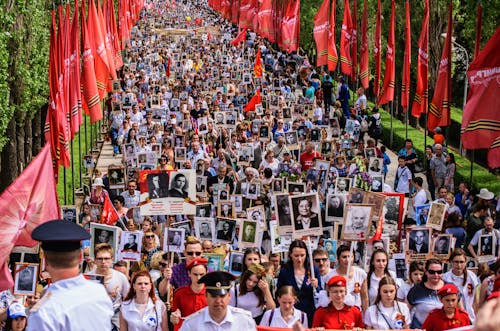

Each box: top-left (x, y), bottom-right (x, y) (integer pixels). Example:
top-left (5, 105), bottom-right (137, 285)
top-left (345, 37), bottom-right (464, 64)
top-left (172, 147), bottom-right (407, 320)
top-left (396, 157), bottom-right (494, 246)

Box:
top-left (120, 180), bottom-right (141, 208)
top-left (354, 87), bottom-right (367, 116)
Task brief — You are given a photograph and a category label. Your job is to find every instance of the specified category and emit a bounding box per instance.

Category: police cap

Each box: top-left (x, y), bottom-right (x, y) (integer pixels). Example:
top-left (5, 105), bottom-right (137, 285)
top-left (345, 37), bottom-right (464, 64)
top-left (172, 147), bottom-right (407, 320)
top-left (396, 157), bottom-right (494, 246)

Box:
top-left (198, 271), bottom-right (235, 295)
top-left (32, 220), bottom-right (90, 252)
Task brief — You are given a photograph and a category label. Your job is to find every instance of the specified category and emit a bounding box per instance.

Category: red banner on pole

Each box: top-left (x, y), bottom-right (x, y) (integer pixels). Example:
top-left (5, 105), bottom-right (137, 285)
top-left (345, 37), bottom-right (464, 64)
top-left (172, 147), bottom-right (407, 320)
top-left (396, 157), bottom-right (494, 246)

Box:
top-left (401, 0), bottom-right (411, 110)
top-left (377, 0), bottom-right (396, 106)
top-left (314, 0), bottom-right (330, 67)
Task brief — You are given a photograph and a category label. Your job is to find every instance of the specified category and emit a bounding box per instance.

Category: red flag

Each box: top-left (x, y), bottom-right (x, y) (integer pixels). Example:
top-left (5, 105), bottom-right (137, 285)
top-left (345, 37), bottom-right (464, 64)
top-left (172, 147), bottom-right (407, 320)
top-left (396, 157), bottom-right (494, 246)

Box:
top-left (81, 1), bottom-right (103, 124)
top-left (238, 0), bottom-right (251, 29)
top-left (401, 0), bottom-right (411, 110)
top-left (461, 25), bottom-right (500, 168)
top-left (244, 89), bottom-right (261, 112)
top-left (351, 0), bottom-right (357, 80)
top-left (101, 195), bottom-right (120, 226)
top-left (377, 0), bottom-right (396, 106)
top-left (231, 0), bottom-right (240, 25)
top-left (374, 0), bottom-right (381, 98)
top-left (107, 0), bottom-right (124, 69)
top-left (231, 28), bottom-right (247, 45)
top-left (340, 0), bottom-right (353, 76)
top-left (428, 1), bottom-right (453, 132)
top-left (313, 0), bottom-right (330, 67)
top-left (358, 0), bottom-right (369, 89)
top-left (166, 57), bottom-right (171, 77)
top-left (280, 0), bottom-right (300, 53)
top-left (254, 47), bottom-right (263, 77)
top-left (411, 0), bottom-right (429, 118)
top-left (327, 0), bottom-right (338, 72)
top-left (258, 0), bottom-right (275, 42)
top-left (0, 144), bottom-right (60, 291)
top-left (97, 1), bottom-right (117, 84)
top-left (474, 2), bottom-right (483, 59)
top-left (69, 0), bottom-right (82, 137)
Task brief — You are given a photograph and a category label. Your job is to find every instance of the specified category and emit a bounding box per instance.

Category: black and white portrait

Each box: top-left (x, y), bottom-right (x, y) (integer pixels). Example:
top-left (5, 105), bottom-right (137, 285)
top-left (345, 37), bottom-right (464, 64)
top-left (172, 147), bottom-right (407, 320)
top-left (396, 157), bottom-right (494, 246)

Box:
top-left (368, 157), bottom-right (383, 174)
top-left (247, 205), bottom-right (266, 230)
top-left (433, 235), bottom-right (451, 256)
top-left (62, 206), bottom-right (77, 223)
top-left (14, 263), bottom-right (38, 295)
top-left (371, 175), bottom-right (384, 193)
top-left (275, 193), bottom-right (293, 230)
top-left (479, 234), bottom-right (494, 256)
top-left (272, 178), bottom-right (283, 192)
top-left (168, 172), bottom-right (189, 198)
top-left (427, 202), bottom-right (446, 231)
top-left (214, 112), bottom-right (225, 125)
top-left (164, 228), bottom-right (185, 253)
top-left (108, 167), bottom-right (125, 188)
top-left (348, 188), bottom-right (365, 204)
top-left (230, 194), bottom-right (243, 213)
top-left (175, 147), bottom-right (187, 162)
top-left (290, 193), bottom-right (322, 237)
top-left (288, 182), bottom-right (305, 194)
top-left (229, 251), bottom-right (244, 276)
top-left (195, 218), bottom-right (215, 242)
top-left (147, 172), bottom-right (169, 199)
top-left (118, 231), bottom-right (143, 262)
top-left (239, 220), bottom-right (258, 247)
top-left (196, 203), bottom-right (212, 218)
top-left (408, 227), bottom-right (431, 255)
top-left (326, 194), bottom-right (345, 221)
top-left (284, 131), bottom-right (298, 147)
top-left (415, 204), bottom-right (430, 226)
top-left (342, 204), bottom-right (372, 240)
top-left (90, 223), bottom-right (118, 260)
top-left (216, 218), bottom-right (236, 243)
top-left (334, 177), bottom-right (351, 195)
top-left (196, 176), bottom-right (207, 193)
top-left (218, 200), bottom-right (235, 218)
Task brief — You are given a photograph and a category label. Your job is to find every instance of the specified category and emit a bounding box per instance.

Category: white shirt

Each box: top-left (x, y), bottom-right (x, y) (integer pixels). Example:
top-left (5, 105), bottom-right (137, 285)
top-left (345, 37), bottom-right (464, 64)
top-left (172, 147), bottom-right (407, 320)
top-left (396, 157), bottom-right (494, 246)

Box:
top-left (229, 287), bottom-right (264, 318)
top-left (260, 308), bottom-right (308, 328)
top-left (27, 274), bottom-right (113, 331)
top-left (368, 270), bottom-right (398, 305)
top-left (364, 302), bottom-right (411, 329)
top-left (180, 305), bottom-right (256, 331)
top-left (331, 267), bottom-right (367, 308)
top-left (121, 298), bottom-right (166, 331)
top-left (121, 190), bottom-right (141, 208)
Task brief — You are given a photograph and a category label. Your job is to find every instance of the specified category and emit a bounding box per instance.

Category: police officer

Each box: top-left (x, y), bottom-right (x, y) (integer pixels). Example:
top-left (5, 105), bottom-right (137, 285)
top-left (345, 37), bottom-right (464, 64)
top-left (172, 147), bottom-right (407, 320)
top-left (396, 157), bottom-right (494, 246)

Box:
top-left (27, 220), bottom-right (113, 331)
top-left (421, 284), bottom-right (471, 331)
top-left (179, 271), bottom-right (256, 331)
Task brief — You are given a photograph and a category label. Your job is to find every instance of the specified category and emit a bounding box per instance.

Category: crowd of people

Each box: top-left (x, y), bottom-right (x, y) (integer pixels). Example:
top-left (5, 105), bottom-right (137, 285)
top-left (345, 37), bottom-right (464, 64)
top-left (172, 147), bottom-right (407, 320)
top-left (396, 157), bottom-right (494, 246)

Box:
top-left (2, 0), bottom-right (500, 330)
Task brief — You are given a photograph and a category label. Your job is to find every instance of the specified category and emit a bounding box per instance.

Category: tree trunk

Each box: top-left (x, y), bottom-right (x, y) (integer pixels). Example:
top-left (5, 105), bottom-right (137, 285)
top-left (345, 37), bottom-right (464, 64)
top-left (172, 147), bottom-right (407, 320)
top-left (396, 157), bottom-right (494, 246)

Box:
top-left (24, 115), bottom-right (32, 164)
top-left (32, 104), bottom-right (45, 156)
top-left (16, 114), bottom-right (25, 172)
top-left (0, 118), bottom-right (18, 192)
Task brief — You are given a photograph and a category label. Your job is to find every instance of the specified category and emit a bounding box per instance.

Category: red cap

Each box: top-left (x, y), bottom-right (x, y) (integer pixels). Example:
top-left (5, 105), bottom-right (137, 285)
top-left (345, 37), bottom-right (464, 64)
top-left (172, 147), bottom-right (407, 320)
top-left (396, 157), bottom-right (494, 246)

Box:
top-left (437, 284), bottom-right (458, 298)
top-left (186, 257), bottom-right (208, 271)
top-left (487, 291), bottom-right (500, 301)
top-left (327, 275), bottom-right (347, 287)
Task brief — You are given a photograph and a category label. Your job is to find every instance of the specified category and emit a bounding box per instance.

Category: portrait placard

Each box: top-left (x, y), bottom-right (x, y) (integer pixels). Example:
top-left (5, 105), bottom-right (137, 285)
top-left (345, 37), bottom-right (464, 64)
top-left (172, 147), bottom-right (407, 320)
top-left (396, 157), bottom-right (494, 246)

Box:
top-left (341, 204), bottom-right (373, 241)
top-left (427, 202), bottom-right (446, 231)
top-left (163, 227), bottom-right (185, 253)
top-left (229, 251), bottom-right (244, 276)
top-left (118, 231), bottom-right (143, 261)
top-left (326, 194), bottom-right (346, 223)
top-left (407, 227), bottom-right (432, 260)
top-left (215, 218), bottom-right (236, 243)
top-left (290, 193), bottom-right (323, 238)
top-left (239, 219), bottom-right (259, 249)
top-left (14, 263), bottom-right (38, 296)
top-left (61, 205), bottom-right (78, 223)
top-left (90, 223), bottom-right (119, 261)
top-left (204, 253), bottom-right (225, 272)
top-left (194, 217), bottom-right (216, 242)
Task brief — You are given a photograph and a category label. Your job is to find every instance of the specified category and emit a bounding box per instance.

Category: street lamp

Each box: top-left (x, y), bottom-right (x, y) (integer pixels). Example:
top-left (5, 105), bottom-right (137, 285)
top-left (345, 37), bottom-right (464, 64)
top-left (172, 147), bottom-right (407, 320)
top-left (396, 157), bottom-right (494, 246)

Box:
top-left (441, 33), bottom-right (470, 156)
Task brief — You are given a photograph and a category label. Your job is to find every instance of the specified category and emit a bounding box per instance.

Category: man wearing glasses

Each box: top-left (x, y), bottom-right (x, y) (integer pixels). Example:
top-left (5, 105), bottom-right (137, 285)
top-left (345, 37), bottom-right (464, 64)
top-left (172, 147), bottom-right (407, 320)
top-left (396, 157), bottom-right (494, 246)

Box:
top-left (89, 243), bottom-right (130, 331)
top-left (171, 237), bottom-right (203, 288)
top-left (312, 249), bottom-right (335, 289)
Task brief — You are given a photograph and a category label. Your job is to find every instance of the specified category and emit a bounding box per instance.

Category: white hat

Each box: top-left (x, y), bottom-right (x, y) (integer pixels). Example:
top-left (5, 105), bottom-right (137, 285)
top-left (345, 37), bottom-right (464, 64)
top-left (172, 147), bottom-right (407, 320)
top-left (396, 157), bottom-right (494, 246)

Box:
top-left (478, 188), bottom-right (494, 200)
top-left (8, 302), bottom-right (27, 319)
top-left (92, 178), bottom-right (104, 187)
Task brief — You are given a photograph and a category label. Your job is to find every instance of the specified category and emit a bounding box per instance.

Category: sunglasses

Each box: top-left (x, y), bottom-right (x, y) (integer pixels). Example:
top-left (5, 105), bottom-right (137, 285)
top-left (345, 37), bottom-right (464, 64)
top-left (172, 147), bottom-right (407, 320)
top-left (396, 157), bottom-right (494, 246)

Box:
top-left (186, 251), bottom-right (202, 256)
top-left (314, 258), bottom-right (328, 263)
top-left (145, 235), bottom-right (155, 239)
top-left (159, 262), bottom-right (168, 267)
top-left (427, 269), bottom-right (443, 275)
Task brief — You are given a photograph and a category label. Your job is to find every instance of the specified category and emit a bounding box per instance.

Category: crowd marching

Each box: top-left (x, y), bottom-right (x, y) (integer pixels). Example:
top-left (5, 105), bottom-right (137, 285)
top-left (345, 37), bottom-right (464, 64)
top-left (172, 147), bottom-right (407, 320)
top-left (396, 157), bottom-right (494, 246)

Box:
top-left (2, 0), bottom-right (500, 330)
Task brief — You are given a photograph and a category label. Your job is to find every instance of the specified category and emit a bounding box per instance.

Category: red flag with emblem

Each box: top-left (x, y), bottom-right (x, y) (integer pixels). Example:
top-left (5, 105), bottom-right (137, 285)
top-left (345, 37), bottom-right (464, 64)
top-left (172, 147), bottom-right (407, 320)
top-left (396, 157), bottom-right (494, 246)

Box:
top-left (238, 0), bottom-right (250, 29)
top-left (280, 0), bottom-right (300, 53)
top-left (257, 0), bottom-right (275, 42)
top-left (340, 0), bottom-right (353, 76)
top-left (428, 1), bottom-right (453, 132)
top-left (401, 0), bottom-right (411, 110)
top-left (359, 0), bottom-right (368, 89)
top-left (411, 0), bottom-right (429, 118)
top-left (462, 25), bottom-right (500, 168)
top-left (231, 28), bottom-right (247, 45)
top-left (377, 0), bottom-right (395, 106)
top-left (313, 0), bottom-right (329, 67)
top-left (0, 144), bottom-right (60, 291)
top-left (69, 0), bottom-right (82, 137)
top-left (351, 0), bottom-right (357, 80)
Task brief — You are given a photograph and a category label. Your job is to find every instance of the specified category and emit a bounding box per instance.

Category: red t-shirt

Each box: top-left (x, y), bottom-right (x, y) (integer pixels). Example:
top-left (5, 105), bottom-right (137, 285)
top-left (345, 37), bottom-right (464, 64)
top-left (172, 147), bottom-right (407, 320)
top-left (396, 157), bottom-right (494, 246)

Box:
top-left (421, 308), bottom-right (471, 331)
top-left (312, 304), bottom-right (363, 329)
top-left (172, 286), bottom-right (207, 331)
top-left (299, 151), bottom-right (322, 171)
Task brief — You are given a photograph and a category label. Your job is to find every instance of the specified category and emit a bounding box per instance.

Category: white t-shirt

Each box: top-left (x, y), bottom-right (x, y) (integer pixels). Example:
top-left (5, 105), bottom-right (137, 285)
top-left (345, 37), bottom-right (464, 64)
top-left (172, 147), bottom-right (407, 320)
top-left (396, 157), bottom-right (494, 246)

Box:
top-left (229, 286), bottom-right (264, 318)
top-left (260, 308), bottom-right (308, 328)
top-left (331, 267), bottom-right (367, 308)
top-left (364, 302), bottom-right (411, 330)
top-left (121, 298), bottom-right (166, 331)
top-left (368, 270), bottom-right (398, 305)
top-left (442, 270), bottom-right (479, 323)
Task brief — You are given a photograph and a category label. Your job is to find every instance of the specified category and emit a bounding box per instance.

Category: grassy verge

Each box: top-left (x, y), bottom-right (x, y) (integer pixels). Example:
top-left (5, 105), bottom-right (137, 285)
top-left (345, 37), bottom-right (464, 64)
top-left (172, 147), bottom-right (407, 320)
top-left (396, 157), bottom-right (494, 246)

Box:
top-left (378, 107), bottom-right (500, 194)
top-left (56, 114), bottom-right (100, 205)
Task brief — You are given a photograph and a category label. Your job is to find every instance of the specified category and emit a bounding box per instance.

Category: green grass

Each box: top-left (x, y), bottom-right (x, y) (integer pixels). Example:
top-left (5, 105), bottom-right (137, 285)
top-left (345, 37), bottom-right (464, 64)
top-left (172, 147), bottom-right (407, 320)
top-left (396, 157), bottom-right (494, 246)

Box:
top-left (377, 107), bottom-right (500, 194)
top-left (56, 114), bottom-right (101, 205)
top-left (450, 105), bottom-right (463, 124)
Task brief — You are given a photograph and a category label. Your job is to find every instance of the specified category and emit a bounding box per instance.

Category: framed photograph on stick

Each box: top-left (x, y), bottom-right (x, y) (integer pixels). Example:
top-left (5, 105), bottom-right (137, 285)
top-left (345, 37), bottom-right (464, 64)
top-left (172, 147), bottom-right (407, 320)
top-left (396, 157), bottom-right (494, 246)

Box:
top-left (407, 226), bottom-right (432, 260)
top-left (14, 263), bottom-right (38, 296)
top-left (382, 193), bottom-right (405, 251)
top-left (163, 228), bottom-right (185, 253)
top-left (290, 193), bottom-right (323, 238)
top-left (432, 234), bottom-right (452, 259)
top-left (229, 251), bottom-right (244, 276)
top-left (341, 204), bottom-right (373, 241)
top-left (427, 202), bottom-right (447, 231)
top-left (238, 220), bottom-right (259, 249)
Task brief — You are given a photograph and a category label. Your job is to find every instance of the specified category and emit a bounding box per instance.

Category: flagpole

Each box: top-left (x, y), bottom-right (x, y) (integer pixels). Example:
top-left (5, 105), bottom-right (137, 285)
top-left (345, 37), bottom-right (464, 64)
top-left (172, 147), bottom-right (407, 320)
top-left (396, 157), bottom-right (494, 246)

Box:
top-left (389, 102), bottom-right (393, 148)
top-left (71, 139), bottom-right (75, 204)
top-left (78, 123), bottom-right (82, 186)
